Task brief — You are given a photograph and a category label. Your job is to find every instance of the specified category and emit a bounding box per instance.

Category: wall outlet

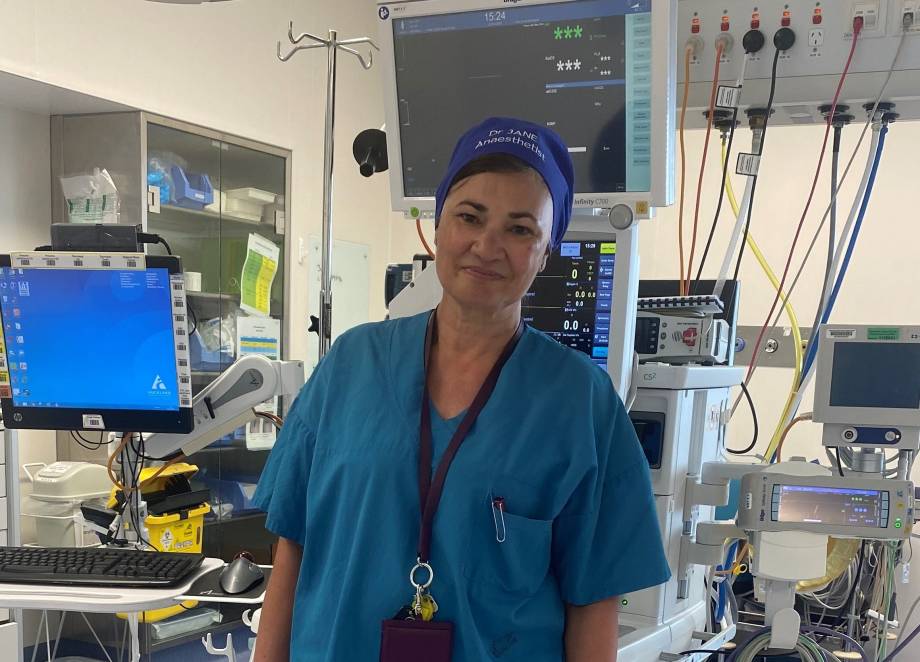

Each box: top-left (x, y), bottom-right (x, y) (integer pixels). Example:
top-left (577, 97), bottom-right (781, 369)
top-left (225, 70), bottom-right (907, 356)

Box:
top-left (851, 1), bottom-right (888, 38)
top-left (853, 2), bottom-right (881, 29)
top-left (902, 1), bottom-right (920, 33)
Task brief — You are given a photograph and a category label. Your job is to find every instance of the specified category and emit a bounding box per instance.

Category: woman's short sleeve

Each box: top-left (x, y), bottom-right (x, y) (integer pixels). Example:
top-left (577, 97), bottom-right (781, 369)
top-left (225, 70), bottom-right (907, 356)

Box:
top-left (551, 386), bottom-right (671, 606)
top-left (252, 409), bottom-right (314, 545)
top-left (252, 352), bottom-right (333, 546)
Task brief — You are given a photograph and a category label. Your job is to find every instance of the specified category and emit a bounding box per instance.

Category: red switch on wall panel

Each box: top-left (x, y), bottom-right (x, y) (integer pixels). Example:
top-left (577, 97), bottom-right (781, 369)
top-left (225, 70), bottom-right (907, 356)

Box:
top-left (691, 17), bottom-right (701, 33)
top-left (813, 8), bottom-right (823, 24)
top-left (782, 10), bottom-right (792, 27)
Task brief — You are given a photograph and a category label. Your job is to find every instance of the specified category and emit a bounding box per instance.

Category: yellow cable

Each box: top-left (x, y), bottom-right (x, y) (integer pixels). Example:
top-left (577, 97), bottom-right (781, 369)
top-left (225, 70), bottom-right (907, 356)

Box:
top-left (774, 412), bottom-right (813, 462)
top-left (721, 141), bottom-right (804, 461)
top-left (678, 45), bottom-right (693, 296)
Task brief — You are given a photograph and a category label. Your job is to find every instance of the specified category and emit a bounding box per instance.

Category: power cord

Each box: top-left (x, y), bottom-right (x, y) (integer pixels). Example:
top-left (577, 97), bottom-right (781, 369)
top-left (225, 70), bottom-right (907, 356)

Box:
top-left (69, 430), bottom-right (106, 452)
top-left (766, 12), bottom-right (912, 341)
top-left (677, 44), bottom-right (694, 295)
top-left (728, 30), bottom-right (790, 286)
top-left (726, 381), bottom-right (758, 455)
top-left (187, 299), bottom-right (198, 336)
top-left (136, 229), bottom-right (198, 336)
top-left (685, 39), bottom-right (727, 291)
top-left (739, 17), bottom-right (863, 391)
top-left (835, 446), bottom-right (846, 477)
top-left (691, 31), bottom-right (764, 292)
top-left (137, 231), bottom-right (173, 256)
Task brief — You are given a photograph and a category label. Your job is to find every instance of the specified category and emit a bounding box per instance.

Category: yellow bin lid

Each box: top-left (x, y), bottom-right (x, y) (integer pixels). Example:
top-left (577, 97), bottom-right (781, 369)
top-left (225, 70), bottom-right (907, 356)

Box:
top-left (107, 462), bottom-right (200, 509)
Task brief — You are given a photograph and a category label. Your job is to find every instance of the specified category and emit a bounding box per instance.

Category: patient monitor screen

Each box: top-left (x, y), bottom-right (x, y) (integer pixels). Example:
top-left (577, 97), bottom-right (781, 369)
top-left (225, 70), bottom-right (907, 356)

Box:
top-left (392, 0), bottom-right (653, 197)
top-left (774, 485), bottom-right (887, 529)
top-left (0, 266), bottom-right (180, 411)
top-left (524, 239), bottom-right (614, 369)
top-left (829, 342), bottom-right (920, 410)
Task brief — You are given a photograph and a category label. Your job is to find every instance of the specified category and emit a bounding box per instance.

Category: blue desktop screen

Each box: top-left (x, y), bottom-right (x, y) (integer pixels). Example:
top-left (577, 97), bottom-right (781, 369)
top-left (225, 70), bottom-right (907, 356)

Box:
top-left (0, 267), bottom-right (180, 411)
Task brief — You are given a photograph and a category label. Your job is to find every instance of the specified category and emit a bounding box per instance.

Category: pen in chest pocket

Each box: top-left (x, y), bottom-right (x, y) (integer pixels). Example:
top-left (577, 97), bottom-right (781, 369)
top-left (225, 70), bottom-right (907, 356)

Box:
top-left (492, 497), bottom-right (506, 543)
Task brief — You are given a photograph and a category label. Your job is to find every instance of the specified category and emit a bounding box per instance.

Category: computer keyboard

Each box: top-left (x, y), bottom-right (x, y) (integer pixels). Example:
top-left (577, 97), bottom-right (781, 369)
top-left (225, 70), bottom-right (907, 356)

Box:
top-left (0, 547), bottom-right (205, 588)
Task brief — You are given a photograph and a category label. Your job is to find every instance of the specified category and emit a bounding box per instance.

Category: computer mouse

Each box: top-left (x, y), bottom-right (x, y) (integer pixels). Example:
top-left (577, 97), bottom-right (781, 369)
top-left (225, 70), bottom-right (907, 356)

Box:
top-left (219, 556), bottom-right (265, 595)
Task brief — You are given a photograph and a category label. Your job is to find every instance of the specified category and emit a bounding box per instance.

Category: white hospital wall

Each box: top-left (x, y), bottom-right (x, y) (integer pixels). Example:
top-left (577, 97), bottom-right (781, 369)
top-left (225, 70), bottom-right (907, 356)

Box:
top-left (0, 103), bottom-right (56, 544)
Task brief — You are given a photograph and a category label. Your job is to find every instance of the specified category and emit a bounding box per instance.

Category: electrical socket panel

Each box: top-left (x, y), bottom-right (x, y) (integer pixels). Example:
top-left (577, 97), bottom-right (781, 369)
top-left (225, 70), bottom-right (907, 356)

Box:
top-left (679, 0), bottom-right (920, 82)
top-left (678, 0), bottom-right (920, 126)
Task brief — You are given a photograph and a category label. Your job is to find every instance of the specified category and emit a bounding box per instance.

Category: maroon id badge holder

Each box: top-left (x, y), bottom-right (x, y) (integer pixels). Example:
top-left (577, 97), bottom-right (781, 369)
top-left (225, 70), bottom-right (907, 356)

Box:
top-left (379, 618), bottom-right (454, 662)
top-left (380, 560), bottom-right (453, 662)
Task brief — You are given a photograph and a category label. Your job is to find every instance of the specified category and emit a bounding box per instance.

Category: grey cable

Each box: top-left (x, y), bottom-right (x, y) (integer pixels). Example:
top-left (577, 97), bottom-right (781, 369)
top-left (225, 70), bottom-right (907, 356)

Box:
top-left (763, 29), bottom-right (908, 336)
top-left (803, 123), bottom-right (843, 362)
top-left (829, 125), bottom-right (841, 299)
top-left (801, 626), bottom-right (870, 661)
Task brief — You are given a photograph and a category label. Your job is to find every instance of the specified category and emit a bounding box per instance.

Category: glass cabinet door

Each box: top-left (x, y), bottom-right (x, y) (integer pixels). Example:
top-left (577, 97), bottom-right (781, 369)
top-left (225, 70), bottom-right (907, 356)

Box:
top-left (145, 120), bottom-right (288, 565)
top-left (210, 139), bottom-right (287, 564)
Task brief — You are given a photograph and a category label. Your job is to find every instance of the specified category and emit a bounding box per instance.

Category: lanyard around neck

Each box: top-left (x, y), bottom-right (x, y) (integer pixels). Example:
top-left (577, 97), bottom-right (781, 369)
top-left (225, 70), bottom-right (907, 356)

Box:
top-left (417, 310), bottom-right (524, 563)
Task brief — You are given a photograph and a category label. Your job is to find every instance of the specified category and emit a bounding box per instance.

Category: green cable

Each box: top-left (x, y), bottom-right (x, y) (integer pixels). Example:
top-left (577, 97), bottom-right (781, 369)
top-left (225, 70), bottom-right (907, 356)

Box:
top-left (735, 632), bottom-right (826, 662)
top-left (879, 542), bottom-right (897, 660)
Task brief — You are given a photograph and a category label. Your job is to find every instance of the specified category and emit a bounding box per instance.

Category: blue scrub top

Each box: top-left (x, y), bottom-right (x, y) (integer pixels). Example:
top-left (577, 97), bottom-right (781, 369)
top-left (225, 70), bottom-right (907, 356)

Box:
top-left (253, 311), bottom-right (670, 661)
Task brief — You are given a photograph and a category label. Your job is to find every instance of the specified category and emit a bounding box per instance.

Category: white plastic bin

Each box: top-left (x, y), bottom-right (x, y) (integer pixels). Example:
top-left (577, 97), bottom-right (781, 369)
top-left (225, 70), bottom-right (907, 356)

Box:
top-left (22, 462), bottom-right (111, 548)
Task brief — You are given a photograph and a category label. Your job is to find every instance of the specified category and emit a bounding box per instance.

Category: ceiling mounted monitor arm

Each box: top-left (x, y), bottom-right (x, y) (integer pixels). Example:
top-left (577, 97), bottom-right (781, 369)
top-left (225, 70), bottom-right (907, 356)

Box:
top-left (143, 355), bottom-right (305, 459)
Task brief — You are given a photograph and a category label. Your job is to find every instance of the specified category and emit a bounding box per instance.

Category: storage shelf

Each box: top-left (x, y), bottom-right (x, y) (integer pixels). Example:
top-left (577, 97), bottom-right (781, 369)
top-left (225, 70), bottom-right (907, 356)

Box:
top-left (191, 370), bottom-right (224, 378)
top-left (186, 292), bottom-right (284, 322)
top-left (154, 203), bottom-right (282, 236)
top-left (159, 203), bottom-right (271, 227)
top-left (187, 291), bottom-right (237, 302)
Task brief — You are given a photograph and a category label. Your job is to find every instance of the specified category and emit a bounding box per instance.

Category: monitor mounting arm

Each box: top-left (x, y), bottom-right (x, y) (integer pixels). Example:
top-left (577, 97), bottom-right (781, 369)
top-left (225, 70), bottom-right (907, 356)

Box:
top-left (143, 355), bottom-right (305, 459)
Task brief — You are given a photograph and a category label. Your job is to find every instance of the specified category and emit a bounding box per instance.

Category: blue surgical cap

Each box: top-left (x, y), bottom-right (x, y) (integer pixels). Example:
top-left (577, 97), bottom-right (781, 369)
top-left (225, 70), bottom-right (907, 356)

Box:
top-left (434, 117), bottom-right (575, 249)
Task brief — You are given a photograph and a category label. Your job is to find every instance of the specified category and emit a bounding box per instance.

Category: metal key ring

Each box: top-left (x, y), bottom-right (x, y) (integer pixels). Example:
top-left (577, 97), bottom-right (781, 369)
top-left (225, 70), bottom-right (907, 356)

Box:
top-left (409, 561), bottom-right (434, 590)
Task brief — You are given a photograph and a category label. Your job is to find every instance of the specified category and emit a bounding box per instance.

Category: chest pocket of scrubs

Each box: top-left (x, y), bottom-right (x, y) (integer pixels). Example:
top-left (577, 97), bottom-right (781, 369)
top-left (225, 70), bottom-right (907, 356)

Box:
top-left (463, 482), bottom-right (553, 596)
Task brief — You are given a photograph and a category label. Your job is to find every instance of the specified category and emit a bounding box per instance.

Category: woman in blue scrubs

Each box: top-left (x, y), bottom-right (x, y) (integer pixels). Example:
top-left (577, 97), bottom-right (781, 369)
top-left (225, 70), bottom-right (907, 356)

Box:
top-left (253, 117), bottom-right (670, 661)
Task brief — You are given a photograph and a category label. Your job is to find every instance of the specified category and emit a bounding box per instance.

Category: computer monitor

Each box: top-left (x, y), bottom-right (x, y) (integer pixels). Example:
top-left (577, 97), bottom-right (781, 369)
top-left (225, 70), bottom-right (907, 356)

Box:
top-left (523, 233), bottom-right (616, 369)
top-left (0, 253), bottom-right (194, 433)
top-left (387, 221), bottom-right (638, 396)
top-left (813, 325), bottom-right (920, 450)
top-left (522, 216), bottom-right (638, 395)
top-left (377, 0), bottom-right (677, 213)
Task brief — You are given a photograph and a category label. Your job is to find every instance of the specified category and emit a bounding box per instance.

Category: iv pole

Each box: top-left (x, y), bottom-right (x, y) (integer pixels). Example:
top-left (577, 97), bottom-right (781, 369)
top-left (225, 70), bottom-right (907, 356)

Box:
top-left (277, 23), bottom-right (379, 361)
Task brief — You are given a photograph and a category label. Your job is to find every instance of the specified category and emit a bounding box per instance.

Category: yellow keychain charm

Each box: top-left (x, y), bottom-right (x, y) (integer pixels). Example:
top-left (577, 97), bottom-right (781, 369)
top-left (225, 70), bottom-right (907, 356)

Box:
top-left (419, 593), bottom-right (438, 621)
top-left (412, 591), bottom-right (439, 622)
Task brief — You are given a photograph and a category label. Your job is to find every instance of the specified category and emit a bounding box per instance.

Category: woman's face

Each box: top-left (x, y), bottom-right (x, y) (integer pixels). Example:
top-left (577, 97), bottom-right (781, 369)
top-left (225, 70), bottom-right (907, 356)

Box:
top-left (435, 169), bottom-right (554, 317)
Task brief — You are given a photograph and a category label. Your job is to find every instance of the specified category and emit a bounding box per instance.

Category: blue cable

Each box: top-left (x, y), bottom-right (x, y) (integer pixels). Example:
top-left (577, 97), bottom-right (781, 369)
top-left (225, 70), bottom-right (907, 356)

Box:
top-left (715, 541), bottom-right (739, 622)
top-left (799, 124), bottom-right (889, 384)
